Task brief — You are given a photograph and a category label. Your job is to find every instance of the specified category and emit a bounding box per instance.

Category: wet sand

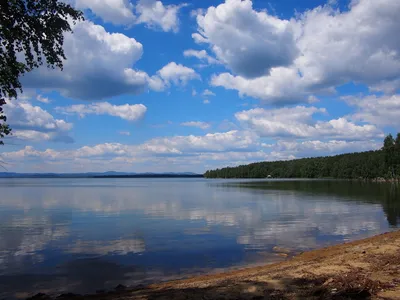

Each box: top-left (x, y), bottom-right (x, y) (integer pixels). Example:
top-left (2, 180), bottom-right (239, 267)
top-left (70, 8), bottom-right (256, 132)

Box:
top-left (30, 230), bottom-right (400, 299)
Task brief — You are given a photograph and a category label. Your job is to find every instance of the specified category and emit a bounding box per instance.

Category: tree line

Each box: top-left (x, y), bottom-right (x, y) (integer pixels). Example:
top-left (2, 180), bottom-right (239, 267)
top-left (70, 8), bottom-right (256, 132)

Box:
top-left (204, 134), bottom-right (400, 179)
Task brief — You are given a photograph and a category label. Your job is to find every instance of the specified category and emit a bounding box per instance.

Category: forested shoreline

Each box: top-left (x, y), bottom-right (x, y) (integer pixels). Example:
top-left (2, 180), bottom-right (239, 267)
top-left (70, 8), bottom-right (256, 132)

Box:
top-left (204, 134), bottom-right (400, 179)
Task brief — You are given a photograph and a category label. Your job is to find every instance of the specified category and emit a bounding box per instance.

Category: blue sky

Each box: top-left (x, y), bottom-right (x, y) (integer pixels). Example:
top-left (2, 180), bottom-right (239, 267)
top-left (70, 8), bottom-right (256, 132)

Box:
top-left (1, 0), bottom-right (399, 173)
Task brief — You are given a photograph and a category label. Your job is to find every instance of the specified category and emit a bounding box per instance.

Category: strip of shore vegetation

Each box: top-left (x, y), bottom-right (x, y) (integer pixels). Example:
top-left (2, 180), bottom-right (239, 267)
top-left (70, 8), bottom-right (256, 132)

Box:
top-left (28, 230), bottom-right (400, 300)
top-left (204, 133), bottom-right (400, 180)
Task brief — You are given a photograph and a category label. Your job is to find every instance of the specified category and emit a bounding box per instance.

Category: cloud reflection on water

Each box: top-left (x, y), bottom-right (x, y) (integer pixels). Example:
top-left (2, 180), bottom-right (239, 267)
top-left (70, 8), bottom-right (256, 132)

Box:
top-left (0, 179), bottom-right (397, 298)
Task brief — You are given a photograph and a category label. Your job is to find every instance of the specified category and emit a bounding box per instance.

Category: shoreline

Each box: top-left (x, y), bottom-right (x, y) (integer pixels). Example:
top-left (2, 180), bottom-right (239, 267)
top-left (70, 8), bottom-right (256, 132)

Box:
top-left (29, 230), bottom-right (400, 299)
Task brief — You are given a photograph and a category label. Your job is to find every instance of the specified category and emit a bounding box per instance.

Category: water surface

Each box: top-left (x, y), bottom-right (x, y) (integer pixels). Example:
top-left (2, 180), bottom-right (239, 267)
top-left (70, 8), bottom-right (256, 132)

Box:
top-left (0, 178), bottom-right (399, 298)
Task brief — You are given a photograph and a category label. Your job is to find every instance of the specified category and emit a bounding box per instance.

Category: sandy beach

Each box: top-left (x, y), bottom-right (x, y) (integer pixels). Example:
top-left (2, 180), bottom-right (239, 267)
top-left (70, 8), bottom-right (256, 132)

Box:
top-left (29, 230), bottom-right (400, 300)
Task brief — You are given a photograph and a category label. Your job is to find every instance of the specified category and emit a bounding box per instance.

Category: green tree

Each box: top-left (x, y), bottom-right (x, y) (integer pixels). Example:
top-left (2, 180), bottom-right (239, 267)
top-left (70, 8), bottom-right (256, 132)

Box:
top-left (0, 99), bottom-right (11, 145)
top-left (0, 0), bottom-right (84, 144)
top-left (396, 133), bottom-right (400, 148)
top-left (394, 133), bottom-right (400, 176)
top-left (383, 134), bottom-right (396, 178)
top-left (383, 134), bottom-right (395, 150)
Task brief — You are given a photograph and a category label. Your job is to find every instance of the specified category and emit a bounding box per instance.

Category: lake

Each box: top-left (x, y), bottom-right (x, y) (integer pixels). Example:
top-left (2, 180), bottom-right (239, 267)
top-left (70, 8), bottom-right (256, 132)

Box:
top-left (0, 178), bottom-right (399, 298)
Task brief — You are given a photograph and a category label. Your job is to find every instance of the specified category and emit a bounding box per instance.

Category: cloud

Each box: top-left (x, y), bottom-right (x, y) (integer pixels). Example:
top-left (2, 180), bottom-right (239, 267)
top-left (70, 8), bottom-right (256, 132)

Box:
top-left (142, 130), bottom-right (259, 153)
top-left (202, 89), bottom-right (216, 96)
top-left (181, 121), bottom-right (211, 130)
top-left (36, 95), bottom-right (51, 104)
top-left (10, 131), bottom-right (72, 143)
top-left (1, 136), bottom-right (381, 173)
top-left (218, 119), bottom-right (239, 131)
top-left (21, 19), bottom-right (148, 100)
top-left (20, 24), bottom-right (196, 100)
top-left (56, 102), bottom-right (147, 121)
top-left (211, 68), bottom-right (311, 104)
top-left (193, 0), bottom-right (298, 78)
top-left (201, 0), bottom-right (400, 103)
top-left (5, 101), bottom-right (73, 132)
top-left (235, 106), bottom-right (383, 140)
top-left (152, 62), bottom-right (200, 90)
top-left (74, 0), bottom-right (185, 32)
top-left (190, 8), bottom-right (205, 18)
top-left (3, 101), bottom-right (73, 143)
top-left (203, 99), bottom-right (210, 104)
top-left (271, 139), bottom-right (381, 158)
top-left (183, 49), bottom-right (219, 65)
top-left (197, 150), bottom-right (280, 165)
top-left (1, 121), bottom-right (385, 173)
top-left (192, 32), bottom-right (208, 44)
top-left (293, 0), bottom-right (400, 92)
top-left (308, 95), bottom-right (319, 103)
top-left (343, 94), bottom-right (400, 128)
top-left (75, 0), bottom-right (135, 25)
top-left (135, 0), bottom-right (186, 33)
top-left (2, 130), bottom-right (259, 163)
top-left (15, 89), bottom-right (37, 101)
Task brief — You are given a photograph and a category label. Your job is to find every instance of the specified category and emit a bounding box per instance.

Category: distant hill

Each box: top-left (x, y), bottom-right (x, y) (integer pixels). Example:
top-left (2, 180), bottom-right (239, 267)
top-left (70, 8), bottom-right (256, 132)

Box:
top-left (93, 173), bottom-right (203, 178)
top-left (0, 172), bottom-right (202, 178)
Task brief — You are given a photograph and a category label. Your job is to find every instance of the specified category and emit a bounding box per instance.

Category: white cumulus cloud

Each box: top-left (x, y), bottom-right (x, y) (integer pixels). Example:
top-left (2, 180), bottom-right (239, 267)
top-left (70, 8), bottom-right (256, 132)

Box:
top-left (56, 102), bottom-right (147, 121)
top-left (142, 130), bottom-right (259, 153)
top-left (73, 0), bottom-right (185, 32)
top-left (272, 140), bottom-right (381, 158)
top-left (235, 106), bottom-right (383, 140)
top-left (22, 19), bottom-right (148, 100)
top-left (200, 0), bottom-right (400, 103)
top-left (36, 95), bottom-right (51, 104)
top-left (135, 0), bottom-right (186, 33)
top-left (75, 0), bottom-right (136, 25)
top-left (1, 130), bottom-right (261, 171)
top-left (343, 94), bottom-right (400, 128)
top-left (211, 67), bottom-right (311, 104)
top-left (3, 101), bottom-right (73, 143)
top-left (183, 49), bottom-right (219, 65)
top-left (202, 89), bottom-right (216, 96)
top-left (194, 0), bottom-right (298, 78)
top-left (19, 22), bottom-right (196, 100)
top-left (151, 62), bottom-right (200, 90)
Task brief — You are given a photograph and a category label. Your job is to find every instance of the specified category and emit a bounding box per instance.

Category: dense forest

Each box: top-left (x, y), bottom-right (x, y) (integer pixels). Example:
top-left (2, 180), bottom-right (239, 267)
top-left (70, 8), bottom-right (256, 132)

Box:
top-left (204, 133), bottom-right (400, 179)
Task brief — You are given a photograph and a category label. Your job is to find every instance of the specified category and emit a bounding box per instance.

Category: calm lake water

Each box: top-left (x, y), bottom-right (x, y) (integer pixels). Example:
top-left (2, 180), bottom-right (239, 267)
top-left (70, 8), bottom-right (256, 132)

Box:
top-left (0, 178), bottom-right (399, 298)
